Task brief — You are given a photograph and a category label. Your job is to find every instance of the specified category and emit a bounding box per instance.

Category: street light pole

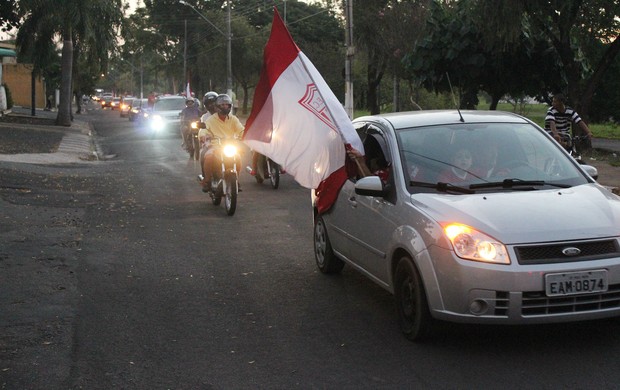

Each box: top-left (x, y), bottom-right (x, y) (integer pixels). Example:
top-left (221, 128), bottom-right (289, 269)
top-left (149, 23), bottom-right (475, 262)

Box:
top-left (226, 1), bottom-right (232, 98)
top-left (179, 0), bottom-right (233, 98)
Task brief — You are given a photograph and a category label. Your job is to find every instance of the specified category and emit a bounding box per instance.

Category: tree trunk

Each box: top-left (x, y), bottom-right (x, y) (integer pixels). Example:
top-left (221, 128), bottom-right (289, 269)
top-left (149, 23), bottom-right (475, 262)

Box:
top-left (56, 34), bottom-right (73, 126)
top-left (366, 49), bottom-right (387, 115)
top-left (460, 88), bottom-right (479, 110)
top-left (392, 74), bottom-right (400, 112)
top-left (74, 91), bottom-right (82, 114)
top-left (489, 91), bottom-right (502, 110)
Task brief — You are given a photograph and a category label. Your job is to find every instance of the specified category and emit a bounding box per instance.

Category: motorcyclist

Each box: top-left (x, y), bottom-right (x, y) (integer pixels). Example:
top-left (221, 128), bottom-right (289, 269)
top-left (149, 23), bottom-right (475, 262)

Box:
top-left (180, 98), bottom-right (201, 154)
top-left (198, 91), bottom-right (219, 177)
top-left (200, 94), bottom-right (245, 192)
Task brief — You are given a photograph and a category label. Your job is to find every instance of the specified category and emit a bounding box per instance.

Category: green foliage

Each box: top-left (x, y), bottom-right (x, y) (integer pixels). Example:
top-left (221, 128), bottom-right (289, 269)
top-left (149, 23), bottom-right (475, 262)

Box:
top-left (16, 0), bottom-right (124, 125)
top-left (589, 46), bottom-right (620, 123)
top-left (0, 0), bottom-right (21, 32)
top-left (482, 102), bottom-right (620, 140)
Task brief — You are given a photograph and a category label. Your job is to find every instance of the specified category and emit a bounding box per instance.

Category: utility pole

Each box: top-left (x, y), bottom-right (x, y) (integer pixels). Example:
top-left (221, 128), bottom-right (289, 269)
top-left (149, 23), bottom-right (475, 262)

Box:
top-left (140, 57), bottom-right (144, 99)
top-left (344, 0), bottom-right (354, 119)
top-left (184, 19), bottom-right (187, 87)
top-left (226, 1), bottom-right (233, 98)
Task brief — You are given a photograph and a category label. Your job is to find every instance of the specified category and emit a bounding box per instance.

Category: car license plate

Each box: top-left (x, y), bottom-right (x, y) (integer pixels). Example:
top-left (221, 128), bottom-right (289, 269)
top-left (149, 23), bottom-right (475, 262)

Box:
top-left (545, 270), bottom-right (608, 297)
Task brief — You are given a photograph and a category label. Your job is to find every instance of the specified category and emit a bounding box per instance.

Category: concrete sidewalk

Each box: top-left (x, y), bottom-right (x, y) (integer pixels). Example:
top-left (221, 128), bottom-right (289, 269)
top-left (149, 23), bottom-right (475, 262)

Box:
top-left (0, 106), bottom-right (100, 164)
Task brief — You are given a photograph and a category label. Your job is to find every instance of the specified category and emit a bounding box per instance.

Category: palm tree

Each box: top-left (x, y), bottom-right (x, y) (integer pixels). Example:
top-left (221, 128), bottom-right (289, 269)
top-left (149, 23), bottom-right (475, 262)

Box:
top-left (16, 0), bottom-right (123, 126)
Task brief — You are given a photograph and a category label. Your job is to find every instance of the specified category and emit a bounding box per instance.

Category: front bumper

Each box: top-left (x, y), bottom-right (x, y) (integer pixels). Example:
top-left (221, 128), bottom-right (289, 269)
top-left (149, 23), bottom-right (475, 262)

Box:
top-left (423, 240), bottom-right (620, 324)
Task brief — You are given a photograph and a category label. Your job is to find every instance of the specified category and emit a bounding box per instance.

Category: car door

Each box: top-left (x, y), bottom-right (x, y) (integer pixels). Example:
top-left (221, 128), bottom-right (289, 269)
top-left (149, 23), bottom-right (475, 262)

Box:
top-left (344, 126), bottom-right (397, 284)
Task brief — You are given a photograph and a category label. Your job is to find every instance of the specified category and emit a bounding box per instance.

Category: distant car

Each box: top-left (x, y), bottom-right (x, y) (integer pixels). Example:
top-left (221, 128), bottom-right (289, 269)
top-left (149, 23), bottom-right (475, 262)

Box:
top-left (120, 98), bottom-right (135, 118)
top-left (313, 110), bottom-right (619, 341)
top-left (100, 96), bottom-right (114, 109)
top-left (128, 98), bottom-right (149, 122)
top-left (145, 95), bottom-right (186, 136)
top-left (110, 97), bottom-right (122, 110)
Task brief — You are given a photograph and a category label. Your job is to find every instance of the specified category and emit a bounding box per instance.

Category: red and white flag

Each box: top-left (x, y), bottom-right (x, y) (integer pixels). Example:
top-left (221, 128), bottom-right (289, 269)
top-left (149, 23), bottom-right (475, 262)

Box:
top-left (243, 8), bottom-right (363, 213)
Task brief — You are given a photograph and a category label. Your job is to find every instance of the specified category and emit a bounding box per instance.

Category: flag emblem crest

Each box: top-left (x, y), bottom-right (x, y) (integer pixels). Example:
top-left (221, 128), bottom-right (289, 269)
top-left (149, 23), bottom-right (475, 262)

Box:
top-left (298, 84), bottom-right (337, 131)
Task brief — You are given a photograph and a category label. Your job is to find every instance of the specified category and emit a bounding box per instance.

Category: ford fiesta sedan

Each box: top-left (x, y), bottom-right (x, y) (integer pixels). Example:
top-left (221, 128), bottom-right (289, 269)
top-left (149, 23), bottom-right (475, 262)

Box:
top-left (313, 110), bottom-right (620, 341)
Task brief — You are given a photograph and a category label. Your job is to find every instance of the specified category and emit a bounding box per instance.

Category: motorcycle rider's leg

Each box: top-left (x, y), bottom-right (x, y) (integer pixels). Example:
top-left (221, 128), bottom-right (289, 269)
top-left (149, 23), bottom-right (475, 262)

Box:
top-left (251, 151), bottom-right (259, 176)
top-left (199, 147), bottom-right (207, 176)
top-left (252, 152), bottom-right (268, 180)
top-left (202, 150), bottom-right (216, 189)
top-left (180, 125), bottom-right (186, 150)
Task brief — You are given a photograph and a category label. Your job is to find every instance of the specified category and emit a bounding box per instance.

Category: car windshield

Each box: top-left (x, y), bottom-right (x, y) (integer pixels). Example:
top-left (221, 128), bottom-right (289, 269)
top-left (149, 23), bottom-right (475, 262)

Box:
top-left (154, 98), bottom-right (186, 111)
top-left (397, 122), bottom-right (590, 193)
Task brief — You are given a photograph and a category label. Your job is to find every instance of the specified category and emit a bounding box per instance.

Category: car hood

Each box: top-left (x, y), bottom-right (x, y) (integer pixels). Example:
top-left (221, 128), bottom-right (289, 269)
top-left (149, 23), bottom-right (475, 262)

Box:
top-left (412, 184), bottom-right (620, 244)
top-left (151, 109), bottom-right (182, 120)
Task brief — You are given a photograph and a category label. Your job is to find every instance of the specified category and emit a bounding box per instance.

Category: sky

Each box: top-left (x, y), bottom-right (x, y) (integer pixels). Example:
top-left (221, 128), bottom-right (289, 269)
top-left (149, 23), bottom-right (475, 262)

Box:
top-left (0, 0), bottom-right (316, 41)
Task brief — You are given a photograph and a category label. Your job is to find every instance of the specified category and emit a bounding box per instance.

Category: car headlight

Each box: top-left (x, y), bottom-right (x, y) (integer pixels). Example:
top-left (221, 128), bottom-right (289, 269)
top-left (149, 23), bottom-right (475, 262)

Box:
top-left (443, 223), bottom-right (510, 264)
top-left (223, 144), bottom-right (237, 158)
top-left (150, 114), bottom-right (164, 131)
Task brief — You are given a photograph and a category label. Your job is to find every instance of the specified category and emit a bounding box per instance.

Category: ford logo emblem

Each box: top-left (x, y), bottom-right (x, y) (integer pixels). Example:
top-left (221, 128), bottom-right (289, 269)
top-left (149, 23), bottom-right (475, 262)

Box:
top-left (562, 247), bottom-right (581, 257)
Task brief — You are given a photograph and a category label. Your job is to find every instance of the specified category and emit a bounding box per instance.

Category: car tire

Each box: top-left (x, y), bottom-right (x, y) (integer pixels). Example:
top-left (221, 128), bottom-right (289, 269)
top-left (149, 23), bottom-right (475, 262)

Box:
top-left (313, 216), bottom-right (344, 273)
top-left (394, 256), bottom-right (433, 341)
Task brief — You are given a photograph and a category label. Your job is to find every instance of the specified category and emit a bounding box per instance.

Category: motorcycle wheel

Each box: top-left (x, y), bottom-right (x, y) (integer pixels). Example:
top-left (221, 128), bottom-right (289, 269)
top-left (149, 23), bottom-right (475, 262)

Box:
top-left (211, 178), bottom-right (222, 205)
top-left (192, 137), bottom-right (200, 161)
top-left (268, 159), bottom-right (280, 189)
top-left (224, 173), bottom-right (238, 216)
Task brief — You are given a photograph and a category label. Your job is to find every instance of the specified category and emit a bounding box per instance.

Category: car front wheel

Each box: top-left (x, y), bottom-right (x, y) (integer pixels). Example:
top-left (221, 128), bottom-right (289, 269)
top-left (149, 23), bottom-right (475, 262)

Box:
top-left (394, 256), bottom-right (433, 341)
top-left (313, 216), bottom-right (344, 274)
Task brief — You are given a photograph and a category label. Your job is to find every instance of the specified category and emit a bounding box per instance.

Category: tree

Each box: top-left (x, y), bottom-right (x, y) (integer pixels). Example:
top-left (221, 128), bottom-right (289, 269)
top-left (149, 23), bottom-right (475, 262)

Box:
top-left (0, 0), bottom-right (21, 33)
top-left (472, 0), bottom-right (620, 121)
top-left (16, 0), bottom-right (124, 126)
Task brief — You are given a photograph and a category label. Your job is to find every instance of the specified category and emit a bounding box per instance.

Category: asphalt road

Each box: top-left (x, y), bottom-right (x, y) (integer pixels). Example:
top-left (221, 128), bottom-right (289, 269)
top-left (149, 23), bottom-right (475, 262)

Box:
top-left (2, 106), bottom-right (620, 389)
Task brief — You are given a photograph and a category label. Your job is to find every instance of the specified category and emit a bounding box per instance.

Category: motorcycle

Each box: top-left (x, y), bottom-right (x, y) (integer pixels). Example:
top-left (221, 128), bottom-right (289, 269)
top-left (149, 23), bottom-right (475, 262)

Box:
top-left (199, 137), bottom-right (241, 216)
top-left (247, 152), bottom-right (281, 189)
top-left (559, 133), bottom-right (590, 164)
top-left (186, 121), bottom-right (201, 161)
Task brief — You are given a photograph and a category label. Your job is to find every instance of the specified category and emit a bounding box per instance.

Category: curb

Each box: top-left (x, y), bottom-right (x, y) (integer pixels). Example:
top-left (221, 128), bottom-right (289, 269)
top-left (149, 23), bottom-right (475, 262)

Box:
top-left (0, 108), bottom-right (101, 164)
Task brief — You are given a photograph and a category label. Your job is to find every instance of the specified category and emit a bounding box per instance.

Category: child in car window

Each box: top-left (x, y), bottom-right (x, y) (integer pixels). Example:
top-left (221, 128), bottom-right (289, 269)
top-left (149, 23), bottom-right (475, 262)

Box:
top-left (438, 148), bottom-right (473, 183)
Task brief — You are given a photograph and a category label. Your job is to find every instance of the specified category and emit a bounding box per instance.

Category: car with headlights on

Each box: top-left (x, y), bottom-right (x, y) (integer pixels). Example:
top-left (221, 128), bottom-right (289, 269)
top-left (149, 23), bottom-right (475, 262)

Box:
top-left (109, 97), bottom-right (122, 110)
top-left (119, 97), bottom-right (135, 118)
top-left (100, 95), bottom-right (114, 109)
top-left (313, 110), bottom-right (620, 341)
top-left (145, 95), bottom-right (187, 137)
top-left (128, 98), bottom-right (149, 122)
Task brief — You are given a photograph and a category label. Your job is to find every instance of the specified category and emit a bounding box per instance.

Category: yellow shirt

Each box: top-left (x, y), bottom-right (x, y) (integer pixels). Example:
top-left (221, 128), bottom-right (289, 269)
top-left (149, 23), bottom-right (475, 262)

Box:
top-left (204, 113), bottom-right (244, 140)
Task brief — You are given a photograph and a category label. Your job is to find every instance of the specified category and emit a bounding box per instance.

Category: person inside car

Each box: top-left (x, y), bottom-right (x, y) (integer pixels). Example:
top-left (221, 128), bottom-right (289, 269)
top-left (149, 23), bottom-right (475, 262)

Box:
top-left (346, 133), bottom-right (391, 184)
top-left (438, 147), bottom-right (474, 183)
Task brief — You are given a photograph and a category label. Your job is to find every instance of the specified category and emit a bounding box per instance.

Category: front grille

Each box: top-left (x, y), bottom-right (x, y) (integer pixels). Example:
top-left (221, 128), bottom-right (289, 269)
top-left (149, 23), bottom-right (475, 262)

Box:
top-left (494, 291), bottom-right (509, 316)
top-left (522, 283), bottom-right (620, 316)
top-left (515, 239), bottom-right (619, 265)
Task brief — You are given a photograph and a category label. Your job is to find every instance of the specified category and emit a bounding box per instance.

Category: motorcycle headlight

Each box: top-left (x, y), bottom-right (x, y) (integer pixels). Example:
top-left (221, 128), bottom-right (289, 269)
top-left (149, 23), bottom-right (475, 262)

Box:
top-left (223, 144), bottom-right (237, 158)
top-left (443, 223), bottom-right (510, 264)
top-left (191, 121), bottom-right (198, 129)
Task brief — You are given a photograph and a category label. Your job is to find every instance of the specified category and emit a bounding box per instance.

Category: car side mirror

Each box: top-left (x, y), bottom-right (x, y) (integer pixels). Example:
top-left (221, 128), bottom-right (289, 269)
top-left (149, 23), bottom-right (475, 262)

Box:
top-left (355, 176), bottom-right (387, 197)
top-left (581, 164), bottom-right (598, 181)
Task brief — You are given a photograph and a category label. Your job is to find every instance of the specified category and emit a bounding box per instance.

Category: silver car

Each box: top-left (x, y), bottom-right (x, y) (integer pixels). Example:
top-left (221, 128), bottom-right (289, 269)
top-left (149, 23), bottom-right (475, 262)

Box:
top-left (313, 110), bottom-right (620, 341)
top-left (145, 95), bottom-right (187, 136)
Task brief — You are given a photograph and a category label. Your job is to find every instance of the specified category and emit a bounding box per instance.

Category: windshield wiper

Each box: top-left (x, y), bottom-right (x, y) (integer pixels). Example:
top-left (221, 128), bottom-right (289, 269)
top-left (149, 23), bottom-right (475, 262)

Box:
top-left (410, 181), bottom-right (475, 194)
top-left (469, 178), bottom-right (571, 190)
